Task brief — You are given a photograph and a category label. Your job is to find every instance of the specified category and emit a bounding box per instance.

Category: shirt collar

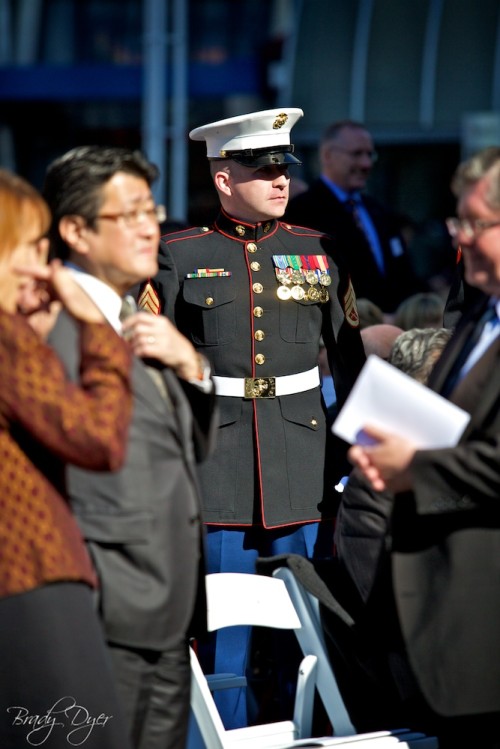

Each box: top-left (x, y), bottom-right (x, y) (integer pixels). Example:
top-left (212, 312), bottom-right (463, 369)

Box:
top-left (492, 297), bottom-right (500, 319)
top-left (214, 208), bottom-right (277, 242)
top-left (65, 262), bottom-right (123, 333)
top-left (320, 176), bottom-right (361, 203)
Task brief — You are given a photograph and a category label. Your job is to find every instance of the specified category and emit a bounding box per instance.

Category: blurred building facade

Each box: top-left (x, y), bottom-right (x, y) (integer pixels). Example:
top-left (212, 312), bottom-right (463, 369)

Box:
top-left (1, 0), bottom-right (500, 256)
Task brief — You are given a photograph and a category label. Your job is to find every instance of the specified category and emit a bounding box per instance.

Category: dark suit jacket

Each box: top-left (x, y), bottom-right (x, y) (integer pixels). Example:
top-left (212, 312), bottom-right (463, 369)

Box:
top-left (391, 295), bottom-right (500, 717)
top-left (49, 311), bottom-right (217, 651)
top-left (285, 179), bottom-right (421, 312)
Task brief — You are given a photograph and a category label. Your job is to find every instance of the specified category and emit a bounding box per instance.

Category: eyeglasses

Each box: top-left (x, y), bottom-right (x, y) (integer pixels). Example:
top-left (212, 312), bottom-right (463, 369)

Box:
top-left (446, 217), bottom-right (500, 240)
top-left (329, 146), bottom-right (378, 162)
top-left (97, 204), bottom-right (167, 228)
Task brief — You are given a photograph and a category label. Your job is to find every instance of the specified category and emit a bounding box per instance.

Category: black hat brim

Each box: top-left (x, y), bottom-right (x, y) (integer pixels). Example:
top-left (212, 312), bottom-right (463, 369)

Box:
top-left (211, 146), bottom-right (301, 168)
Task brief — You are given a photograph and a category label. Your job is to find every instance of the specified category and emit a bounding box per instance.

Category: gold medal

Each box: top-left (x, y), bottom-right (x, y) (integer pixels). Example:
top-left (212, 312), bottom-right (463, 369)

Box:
top-left (305, 270), bottom-right (318, 285)
top-left (307, 286), bottom-right (320, 302)
top-left (277, 285), bottom-right (292, 300)
top-left (319, 272), bottom-right (331, 287)
top-left (319, 288), bottom-right (329, 302)
top-left (291, 270), bottom-right (304, 284)
top-left (291, 285), bottom-right (305, 300)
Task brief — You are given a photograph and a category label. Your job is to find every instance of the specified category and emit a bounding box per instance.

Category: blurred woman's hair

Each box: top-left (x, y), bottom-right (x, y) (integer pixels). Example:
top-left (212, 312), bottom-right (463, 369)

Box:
top-left (0, 168), bottom-right (50, 258)
top-left (393, 292), bottom-right (444, 331)
top-left (389, 327), bottom-right (452, 384)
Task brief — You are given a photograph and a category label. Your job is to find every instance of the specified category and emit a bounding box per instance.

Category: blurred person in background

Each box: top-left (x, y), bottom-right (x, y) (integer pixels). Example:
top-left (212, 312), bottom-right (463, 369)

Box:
top-left (285, 120), bottom-right (422, 313)
top-left (0, 168), bottom-right (133, 749)
top-left (393, 291), bottom-right (445, 330)
top-left (356, 297), bottom-right (385, 328)
top-left (360, 323), bottom-right (403, 361)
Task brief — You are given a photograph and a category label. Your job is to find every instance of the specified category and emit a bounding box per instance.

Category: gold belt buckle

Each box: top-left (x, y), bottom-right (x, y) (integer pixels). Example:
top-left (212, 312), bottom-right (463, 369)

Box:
top-left (244, 377), bottom-right (276, 398)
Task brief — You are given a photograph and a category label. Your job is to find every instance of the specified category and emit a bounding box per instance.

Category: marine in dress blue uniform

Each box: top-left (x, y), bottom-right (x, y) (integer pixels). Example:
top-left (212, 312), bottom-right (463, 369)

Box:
top-left (139, 108), bottom-right (366, 729)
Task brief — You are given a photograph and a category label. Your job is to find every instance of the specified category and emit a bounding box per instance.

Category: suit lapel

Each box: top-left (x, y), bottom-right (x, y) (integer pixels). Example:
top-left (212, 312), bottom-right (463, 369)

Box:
top-left (427, 297), bottom-right (500, 438)
top-left (427, 298), bottom-right (490, 393)
top-left (452, 338), bottom-right (500, 436)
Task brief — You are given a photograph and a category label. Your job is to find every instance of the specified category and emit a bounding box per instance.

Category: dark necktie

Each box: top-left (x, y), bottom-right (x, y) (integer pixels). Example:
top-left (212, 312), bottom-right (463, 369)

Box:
top-left (344, 196), bottom-right (385, 273)
top-left (442, 304), bottom-right (498, 396)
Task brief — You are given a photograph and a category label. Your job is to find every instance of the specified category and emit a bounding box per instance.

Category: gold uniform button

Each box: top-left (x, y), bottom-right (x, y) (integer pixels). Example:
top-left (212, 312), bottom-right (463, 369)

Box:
top-left (253, 283), bottom-right (263, 294)
top-left (205, 297), bottom-right (214, 306)
top-left (247, 242), bottom-right (257, 253)
top-left (250, 261), bottom-right (261, 271)
top-left (255, 354), bottom-right (265, 365)
top-left (201, 226), bottom-right (210, 233)
top-left (254, 330), bottom-right (265, 341)
top-left (253, 306), bottom-right (263, 317)
top-left (311, 418), bottom-right (318, 427)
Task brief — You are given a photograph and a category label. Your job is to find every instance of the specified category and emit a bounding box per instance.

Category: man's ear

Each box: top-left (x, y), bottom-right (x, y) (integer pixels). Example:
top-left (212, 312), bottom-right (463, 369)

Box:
top-left (213, 169), bottom-right (231, 197)
top-left (58, 215), bottom-right (90, 255)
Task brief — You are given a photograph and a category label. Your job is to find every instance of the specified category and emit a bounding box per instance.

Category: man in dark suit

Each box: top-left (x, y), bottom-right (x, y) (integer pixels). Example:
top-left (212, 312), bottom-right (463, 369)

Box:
top-left (348, 145), bottom-right (500, 747)
top-left (42, 146), bottom-right (217, 749)
top-left (285, 120), bottom-right (421, 313)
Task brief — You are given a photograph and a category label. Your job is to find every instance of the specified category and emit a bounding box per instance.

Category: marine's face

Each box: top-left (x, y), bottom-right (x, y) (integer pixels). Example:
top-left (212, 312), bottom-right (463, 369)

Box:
top-left (221, 162), bottom-right (291, 223)
top-left (454, 176), bottom-right (500, 296)
top-left (321, 127), bottom-right (375, 192)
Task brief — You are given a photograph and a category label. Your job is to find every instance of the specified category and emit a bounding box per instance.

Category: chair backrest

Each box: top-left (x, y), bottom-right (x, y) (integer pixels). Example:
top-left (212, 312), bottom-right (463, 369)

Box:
top-left (189, 572), bottom-right (317, 749)
top-left (205, 572), bottom-right (302, 632)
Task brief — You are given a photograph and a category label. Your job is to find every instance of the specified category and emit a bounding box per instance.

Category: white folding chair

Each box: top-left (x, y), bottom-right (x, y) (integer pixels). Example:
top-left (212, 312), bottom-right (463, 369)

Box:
top-left (188, 572), bottom-right (319, 749)
top-left (271, 566), bottom-right (439, 749)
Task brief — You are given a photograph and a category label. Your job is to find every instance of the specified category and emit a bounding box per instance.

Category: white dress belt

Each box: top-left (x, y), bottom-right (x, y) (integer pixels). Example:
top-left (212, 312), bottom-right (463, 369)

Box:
top-left (213, 366), bottom-right (320, 398)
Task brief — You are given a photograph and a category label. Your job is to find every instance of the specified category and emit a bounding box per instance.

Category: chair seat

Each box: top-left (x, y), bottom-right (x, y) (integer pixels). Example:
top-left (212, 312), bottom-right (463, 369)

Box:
top-left (221, 720), bottom-right (298, 748)
top-left (207, 673), bottom-right (247, 691)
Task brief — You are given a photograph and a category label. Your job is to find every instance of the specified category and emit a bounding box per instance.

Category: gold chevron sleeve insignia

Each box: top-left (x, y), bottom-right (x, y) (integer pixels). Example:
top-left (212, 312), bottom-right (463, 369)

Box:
top-left (343, 278), bottom-right (360, 328)
top-left (137, 281), bottom-right (160, 315)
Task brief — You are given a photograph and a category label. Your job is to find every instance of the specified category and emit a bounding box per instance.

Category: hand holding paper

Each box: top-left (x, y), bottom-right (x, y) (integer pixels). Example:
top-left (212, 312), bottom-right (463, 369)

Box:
top-left (347, 425), bottom-right (418, 492)
top-left (333, 356), bottom-right (471, 492)
top-left (332, 355), bottom-right (470, 449)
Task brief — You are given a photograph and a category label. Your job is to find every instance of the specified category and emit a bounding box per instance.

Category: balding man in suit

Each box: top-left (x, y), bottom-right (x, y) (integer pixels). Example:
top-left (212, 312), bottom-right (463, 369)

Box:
top-left (285, 120), bottom-right (421, 313)
top-left (349, 146), bottom-right (500, 747)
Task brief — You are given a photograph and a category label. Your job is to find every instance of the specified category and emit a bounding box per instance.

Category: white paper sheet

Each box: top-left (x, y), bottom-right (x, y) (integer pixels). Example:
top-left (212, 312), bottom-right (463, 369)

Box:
top-left (332, 355), bottom-right (470, 449)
